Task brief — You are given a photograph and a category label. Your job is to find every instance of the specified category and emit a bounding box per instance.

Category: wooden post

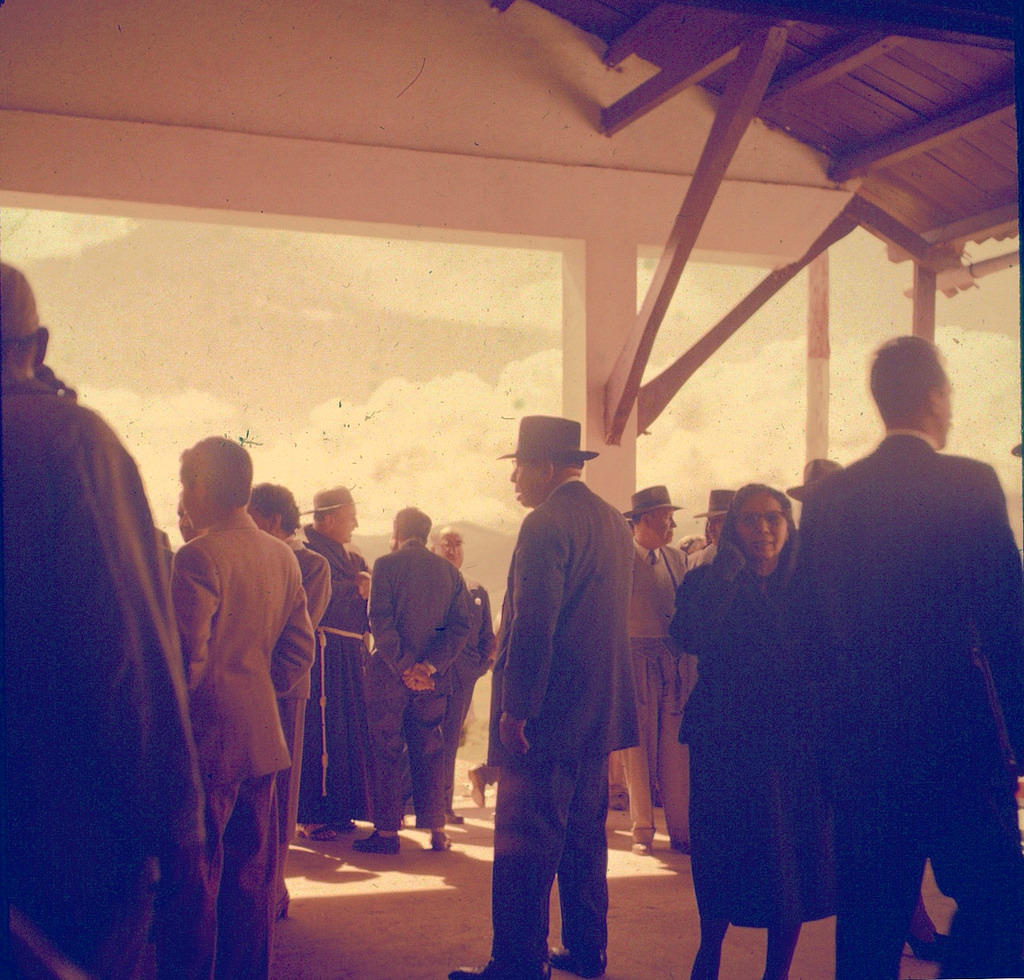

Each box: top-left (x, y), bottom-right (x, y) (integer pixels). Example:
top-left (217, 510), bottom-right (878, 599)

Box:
top-left (912, 263), bottom-right (936, 340)
top-left (806, 251), bottom-right (830, 462)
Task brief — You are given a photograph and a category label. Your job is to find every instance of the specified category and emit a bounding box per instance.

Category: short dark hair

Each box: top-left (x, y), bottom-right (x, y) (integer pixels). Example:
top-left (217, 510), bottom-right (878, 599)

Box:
top-left (394, 507), bottom-right (432, 544)
top-left (181, 437), bottom-right (253, 510)
top-left (869, 336), bottom-right (948, 428)
top-left (249, 483), bottom-right (301, 535)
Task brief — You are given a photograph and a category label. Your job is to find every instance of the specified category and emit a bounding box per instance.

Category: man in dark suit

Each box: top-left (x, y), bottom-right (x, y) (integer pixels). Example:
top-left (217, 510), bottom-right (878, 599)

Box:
top-left (356, 507), bottom-right (472, 854)
top-left (795, 336), bottom-right (1024, 979)
top-left (450, 416), bottom-right (637, 980)
top-left (433, 524), bottom-right (497, 824)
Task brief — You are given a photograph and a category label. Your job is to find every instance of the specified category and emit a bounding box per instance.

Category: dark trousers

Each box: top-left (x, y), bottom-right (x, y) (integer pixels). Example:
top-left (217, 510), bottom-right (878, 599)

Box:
top-left (275, 698), bottom-right (306, 911)
top-left (491, 751), bottom-right (610, 971)
top-left (834, 776), bottom-right (1024, 980)
top-left (365, 681), bottom-right (448, 831)
top-left (441, 658), bottom-right (479, 813)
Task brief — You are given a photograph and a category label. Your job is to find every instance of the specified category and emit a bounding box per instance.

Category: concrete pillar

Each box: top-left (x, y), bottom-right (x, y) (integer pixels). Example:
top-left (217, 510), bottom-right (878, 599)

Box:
top-left (806, 251), bottom-right (830, 462)
top-left (563, 237), bottom-right (638, 511)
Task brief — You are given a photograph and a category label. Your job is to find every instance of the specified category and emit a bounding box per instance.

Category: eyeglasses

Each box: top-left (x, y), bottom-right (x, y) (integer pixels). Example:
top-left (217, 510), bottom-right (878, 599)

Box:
top-left (737, 511), bottom-right (786, 530)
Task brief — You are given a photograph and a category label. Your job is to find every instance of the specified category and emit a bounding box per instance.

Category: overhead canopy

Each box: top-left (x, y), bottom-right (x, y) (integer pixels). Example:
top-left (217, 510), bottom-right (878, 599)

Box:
top-left (0, 0), bottom-right (1018, 464)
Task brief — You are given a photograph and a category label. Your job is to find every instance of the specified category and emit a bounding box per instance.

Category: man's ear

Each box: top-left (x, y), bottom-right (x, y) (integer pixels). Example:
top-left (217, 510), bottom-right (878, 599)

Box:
top-left (32, 327), bottom-right (48, 369)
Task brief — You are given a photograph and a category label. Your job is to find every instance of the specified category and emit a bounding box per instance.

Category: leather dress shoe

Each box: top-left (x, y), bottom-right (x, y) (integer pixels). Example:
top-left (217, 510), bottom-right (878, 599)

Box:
top-left (449, 960), bottom-right (551, 980)
top-left (430, 830), bottom-right (452, 851)
top-left (352, 831), bottom-right (399, 854)
top-left (446, 810), bottom-right (466, 825)
top-left (548, 946), bottom-right (607, 978)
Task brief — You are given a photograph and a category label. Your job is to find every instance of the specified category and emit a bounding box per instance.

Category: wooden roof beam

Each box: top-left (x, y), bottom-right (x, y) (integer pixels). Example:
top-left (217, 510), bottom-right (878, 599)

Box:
top-left (637, 206), bottom-right (859, 433)
top-left (604, 24), bottom-right (788, 444)
top-left (849, 197), bottom-right (960, 271)
top-left (762, 33), bottom-right (896, 105)
top-left (921, 201), bottom-right (1018, 246)
top-left (600, 18), bottom-right (757, 136)
top-left (603, 5), bottom-right (674, 68)
top-left (828, 87), bottom-right (1016, 182)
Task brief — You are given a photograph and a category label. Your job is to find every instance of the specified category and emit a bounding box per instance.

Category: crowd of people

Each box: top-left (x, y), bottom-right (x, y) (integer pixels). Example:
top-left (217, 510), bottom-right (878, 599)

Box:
top-left (4, 259), bottom-right (1024, 980)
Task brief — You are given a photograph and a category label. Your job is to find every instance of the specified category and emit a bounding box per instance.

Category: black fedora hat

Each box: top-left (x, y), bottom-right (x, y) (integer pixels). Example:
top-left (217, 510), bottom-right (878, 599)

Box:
top-left (787, 459), bottom-right (843, 501)
top-left (694, 489), bottom-right (734, 519)
top-left (499, 415), bottom-right (598, 464)
top-left (624, 485), bottom-right (680, 520)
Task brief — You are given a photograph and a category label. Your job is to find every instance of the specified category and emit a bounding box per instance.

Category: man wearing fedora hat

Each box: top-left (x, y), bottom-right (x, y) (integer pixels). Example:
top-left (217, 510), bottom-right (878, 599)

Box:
top-left (786, 459), bottom-right (843, 503)
top-left (297, 486), bottom-right (374, 838)
top-left (690, 489), bottom-right (736, 568)
top-left (621, 486), bottom-right (693, 856)
top-left (450, 416), bottom-right (637, 980)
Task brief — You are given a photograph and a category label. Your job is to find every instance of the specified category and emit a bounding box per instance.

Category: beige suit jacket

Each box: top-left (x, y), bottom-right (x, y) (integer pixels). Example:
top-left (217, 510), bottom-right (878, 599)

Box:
top-left (173, 512), bottom-right (316, 785)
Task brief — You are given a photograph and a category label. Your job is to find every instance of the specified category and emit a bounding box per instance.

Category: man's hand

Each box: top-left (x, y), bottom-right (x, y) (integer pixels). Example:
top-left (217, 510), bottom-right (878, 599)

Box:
top-left (499, 711), bottom-right (529, 756)
top-left (401, 662), bottom-right (435, 692)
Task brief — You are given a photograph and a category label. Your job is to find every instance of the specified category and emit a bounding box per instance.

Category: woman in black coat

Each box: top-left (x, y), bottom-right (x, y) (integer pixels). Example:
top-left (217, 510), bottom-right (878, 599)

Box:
top-left (670, 483), bottom-right (833, 980)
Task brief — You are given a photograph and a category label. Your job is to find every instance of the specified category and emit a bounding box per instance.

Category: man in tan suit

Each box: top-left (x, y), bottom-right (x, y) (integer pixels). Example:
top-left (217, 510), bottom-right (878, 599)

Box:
top-left (171, 437), bottom-right (315, 979)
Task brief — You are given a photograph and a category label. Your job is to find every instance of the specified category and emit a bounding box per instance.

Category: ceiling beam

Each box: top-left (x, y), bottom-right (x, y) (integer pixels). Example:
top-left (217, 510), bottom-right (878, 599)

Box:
top-left (600, 18), bottom-right (755, 136)
top-left (669, 0), bottom-right (1014, 46)
top-left (762, 33), bottom-right (897, 105)
top-left (849, 196), bottom-right (960, 271)
top-left (636, 206), bottom-right (859, 433)
top-left (603, 5), bottom-right (675, 68)
top-left (603, 24), bottom-right (788, 445)
top-left (828, 87), bottom-right (1016, 182)
top-left (921, 200), bottom-right (1019, 246)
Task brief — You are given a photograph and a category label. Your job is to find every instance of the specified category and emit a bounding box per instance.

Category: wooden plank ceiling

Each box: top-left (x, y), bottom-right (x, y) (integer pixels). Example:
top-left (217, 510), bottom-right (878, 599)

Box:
top-left (491, 0), bottom-right (1019, 442)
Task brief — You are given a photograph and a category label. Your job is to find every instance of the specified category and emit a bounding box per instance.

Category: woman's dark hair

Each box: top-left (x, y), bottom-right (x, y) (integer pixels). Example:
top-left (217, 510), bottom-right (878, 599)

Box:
top-left (719, 483), bottom-right (797, 569)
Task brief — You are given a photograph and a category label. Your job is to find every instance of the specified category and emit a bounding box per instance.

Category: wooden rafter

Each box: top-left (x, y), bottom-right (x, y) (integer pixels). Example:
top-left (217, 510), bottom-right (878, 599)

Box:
top-left (601, 18), bottom-right (756, 136)
top-left (921, 201), bottom-right (1019, 246)
top-left (603, 5), bottom-right (674, 67)
top-left (762, 33), bottom-right (896, 104)
top-left (828, 87), bottom-right (1016, 182)
top-left (636, 206), bottom-right (859, 433)
top-left (603, 24), bottom-right (789, 445)
top-left (849, 197), bottom-right (961, 271)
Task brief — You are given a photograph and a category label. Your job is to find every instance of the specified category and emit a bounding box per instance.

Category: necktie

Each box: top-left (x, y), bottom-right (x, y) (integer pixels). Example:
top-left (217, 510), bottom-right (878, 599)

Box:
top-left (648, 550), bottom-right (658, 566)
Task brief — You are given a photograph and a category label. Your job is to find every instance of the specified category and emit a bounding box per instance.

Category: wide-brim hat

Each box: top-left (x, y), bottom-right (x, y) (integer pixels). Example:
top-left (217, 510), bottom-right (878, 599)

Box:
top-left (301, 485), bottom-right (354, 516)
top-left (694, 489), bottom-right (734, 519)
top-left (624, 485), bottom-right (680, 520)
top-left (498, 415), bottom-right (598, 464)
top-left (1013, 444), bottom-right (1022, 458)
top-left (787, 459), bottom-right (843, 501)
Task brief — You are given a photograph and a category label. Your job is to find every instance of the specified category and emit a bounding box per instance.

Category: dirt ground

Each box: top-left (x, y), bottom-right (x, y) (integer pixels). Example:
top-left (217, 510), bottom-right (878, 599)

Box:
top-left (271, 747), bottom-right (954, 980)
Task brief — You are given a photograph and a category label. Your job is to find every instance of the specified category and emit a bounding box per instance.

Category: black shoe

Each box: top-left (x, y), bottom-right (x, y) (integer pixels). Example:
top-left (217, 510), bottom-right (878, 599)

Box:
top-left (447, 811), bottom-right (466, 825)
top-left (352, 831), bottom-right (399, 854)
top-left (548, 946), bottom-right (606, 978)
top-left (449, 961), bottom-right (550, 980)
top-left (905, 932), bottom-right (948, 962)
top-left (430, 830), bottom-right (452, 851)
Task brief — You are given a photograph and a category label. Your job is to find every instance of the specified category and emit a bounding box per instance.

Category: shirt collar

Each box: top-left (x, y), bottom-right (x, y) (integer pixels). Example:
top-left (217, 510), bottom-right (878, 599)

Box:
top-left (884, 428), bottom-right (940, 451)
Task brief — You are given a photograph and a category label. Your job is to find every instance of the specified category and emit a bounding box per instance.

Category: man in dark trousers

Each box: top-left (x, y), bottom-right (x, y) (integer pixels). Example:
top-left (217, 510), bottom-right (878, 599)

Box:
top-left (433, 524), bottom-right (496, 824)
top-left (795, 336), bottom-right (1024, 980)
top-left (450, 416), bottom-right (637, 980)
top-left (355, 507), bottom-right (472, 854)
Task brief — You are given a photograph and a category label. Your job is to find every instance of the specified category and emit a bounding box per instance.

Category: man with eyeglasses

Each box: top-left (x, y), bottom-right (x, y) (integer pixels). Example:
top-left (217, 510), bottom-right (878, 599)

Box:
top-left (795, 336), bottom-right (1024, 979)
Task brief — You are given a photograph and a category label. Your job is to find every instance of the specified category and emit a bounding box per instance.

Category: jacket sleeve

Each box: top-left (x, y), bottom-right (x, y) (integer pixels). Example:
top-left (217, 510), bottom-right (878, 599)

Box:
top-left (500, 513), bottom-right (566, 720)
top-left (425, 572), bottom-right (473, 676)
top-left (271, 559), bottom-right (316, 699)
top-left (368, 561), bottom-right (403, 675)
top-left (475, 586), bottom-right (496, 671)
top-left (171, 544), bottom-right (220, 693)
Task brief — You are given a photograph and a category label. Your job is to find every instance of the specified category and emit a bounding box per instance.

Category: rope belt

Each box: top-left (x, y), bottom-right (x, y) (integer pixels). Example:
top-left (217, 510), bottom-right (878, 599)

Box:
top-left (318, 625), bottom-right (366, 641)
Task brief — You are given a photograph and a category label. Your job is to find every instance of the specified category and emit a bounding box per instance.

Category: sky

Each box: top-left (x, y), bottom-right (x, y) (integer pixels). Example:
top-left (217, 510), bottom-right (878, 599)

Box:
top-left (2, 205), bottom-right (1021, 548)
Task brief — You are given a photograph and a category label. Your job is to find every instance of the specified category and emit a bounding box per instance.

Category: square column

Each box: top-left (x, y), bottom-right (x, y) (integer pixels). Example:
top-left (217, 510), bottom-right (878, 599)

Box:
top-left (562, 237), bottom-right (638, 511)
